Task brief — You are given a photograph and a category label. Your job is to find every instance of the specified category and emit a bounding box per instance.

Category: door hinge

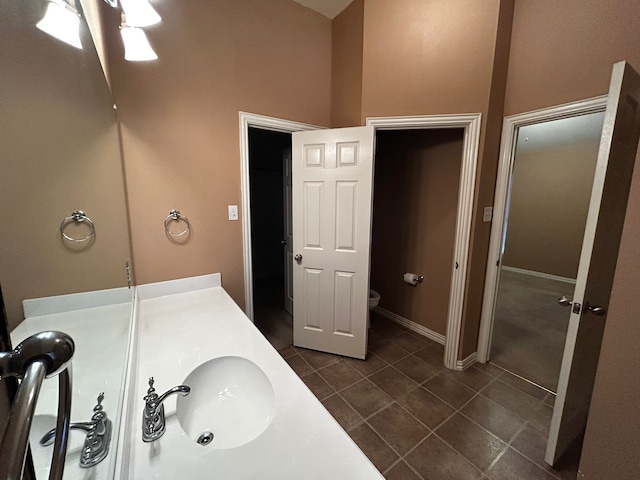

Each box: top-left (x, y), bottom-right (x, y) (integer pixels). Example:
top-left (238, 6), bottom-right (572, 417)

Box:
top-left (125, 259), bottom-right (132, 289)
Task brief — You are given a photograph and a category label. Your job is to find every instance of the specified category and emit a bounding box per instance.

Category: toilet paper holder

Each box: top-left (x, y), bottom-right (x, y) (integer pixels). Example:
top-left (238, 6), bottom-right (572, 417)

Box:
top-left (403, 273), bottom-right (424, 286)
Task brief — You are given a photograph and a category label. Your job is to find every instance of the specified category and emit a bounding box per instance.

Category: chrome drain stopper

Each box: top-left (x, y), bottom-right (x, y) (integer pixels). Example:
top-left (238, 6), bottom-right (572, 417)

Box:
top-left (197, 431), bottom-right (214, 446)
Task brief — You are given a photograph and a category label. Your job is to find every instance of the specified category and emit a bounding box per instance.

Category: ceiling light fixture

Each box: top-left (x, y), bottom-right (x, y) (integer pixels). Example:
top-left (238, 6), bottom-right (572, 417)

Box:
top-left (119, 0), bottom-right (161, 27)
top-left (120, 20), bottom-right (158, 61)
top-left (36, 0), bottom-right (82, 49)
top-left (103, 0), bottom-right (160, 62)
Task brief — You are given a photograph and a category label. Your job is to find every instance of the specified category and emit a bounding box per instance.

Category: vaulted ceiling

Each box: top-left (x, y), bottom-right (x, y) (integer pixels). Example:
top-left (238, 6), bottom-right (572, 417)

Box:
top-left (292, 0), bottom-right (354, 19)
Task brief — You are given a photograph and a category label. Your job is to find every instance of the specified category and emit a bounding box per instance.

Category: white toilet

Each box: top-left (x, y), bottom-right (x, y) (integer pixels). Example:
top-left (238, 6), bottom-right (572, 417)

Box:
top-left (368, 289), bottom-right (381, 327)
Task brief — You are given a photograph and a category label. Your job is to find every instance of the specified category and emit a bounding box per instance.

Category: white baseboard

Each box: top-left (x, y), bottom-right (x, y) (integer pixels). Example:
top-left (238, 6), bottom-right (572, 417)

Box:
top-left (501, 265), bottom-right (576, 284)
top-left (456, 352), bottom-right (477, 371)
top-left (373, 306), bottom-right (446, 345)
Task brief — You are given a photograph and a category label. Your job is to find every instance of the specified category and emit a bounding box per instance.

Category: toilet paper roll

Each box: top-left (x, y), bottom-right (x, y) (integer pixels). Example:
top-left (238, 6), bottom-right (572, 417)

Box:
top-left (403, 273), bottom-right (420, 286)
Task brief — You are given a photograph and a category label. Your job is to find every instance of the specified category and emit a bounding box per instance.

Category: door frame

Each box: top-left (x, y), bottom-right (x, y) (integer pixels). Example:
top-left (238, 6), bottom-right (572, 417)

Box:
top-left (366, 113), bottom-right (482, 370)
top-left (239, 112), bottom-right (321, 321)
top-left (476, 96), bottom-right (608, 363)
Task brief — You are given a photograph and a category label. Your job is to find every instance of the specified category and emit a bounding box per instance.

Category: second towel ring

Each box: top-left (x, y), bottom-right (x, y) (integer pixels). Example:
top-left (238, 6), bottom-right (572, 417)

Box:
top-left (60, 210), bottom-right (95, 243)
top-left (164, 209), bottom-right (191, 237)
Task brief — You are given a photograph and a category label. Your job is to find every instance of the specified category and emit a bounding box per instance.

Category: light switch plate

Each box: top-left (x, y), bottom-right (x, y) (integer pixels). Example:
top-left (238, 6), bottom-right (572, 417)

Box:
top-left (483, 206), bottom-right (493, 223)
top-left (228, 205), bottom-right (238, 221)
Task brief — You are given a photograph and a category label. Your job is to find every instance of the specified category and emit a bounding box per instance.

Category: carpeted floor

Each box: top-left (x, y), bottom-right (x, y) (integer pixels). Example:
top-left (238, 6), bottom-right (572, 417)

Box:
top-left (490, 269), bottom-right (575, 392)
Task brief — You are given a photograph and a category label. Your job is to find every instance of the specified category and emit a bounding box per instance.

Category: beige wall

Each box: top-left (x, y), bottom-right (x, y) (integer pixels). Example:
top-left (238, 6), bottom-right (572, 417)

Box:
top-left (503, 143), bottom-right (599, 278)
top-left (361, 0), bottom-right (501, 118)
top-left (371, 129), bottom-right (464, 336)
top-left (357, 0), bottom-right (514, 358)
top-left (105, 0), bottom-right (332, 308)
top-left (504, 0), bottom-right (640, 116)
top-left (459, 0), bottom-right (514, 358)
top-left (331, 0), bottom-right (364, 127)
top-left (0, 1), bottom-right (131, 329)
top-left (579, 146), bottom-right (640, 478)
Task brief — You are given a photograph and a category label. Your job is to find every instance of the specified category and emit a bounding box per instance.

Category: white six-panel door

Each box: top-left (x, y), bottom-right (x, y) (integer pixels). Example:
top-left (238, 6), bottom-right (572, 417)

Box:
top-left (292, 127), bottom-right (374, 359)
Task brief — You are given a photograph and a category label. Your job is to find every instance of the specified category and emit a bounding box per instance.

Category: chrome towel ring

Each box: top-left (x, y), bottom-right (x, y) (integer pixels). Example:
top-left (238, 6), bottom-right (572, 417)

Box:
top-left (164, 209), bottom-right (191, 237)
top-left (60, 210), bottom-right (95, 242)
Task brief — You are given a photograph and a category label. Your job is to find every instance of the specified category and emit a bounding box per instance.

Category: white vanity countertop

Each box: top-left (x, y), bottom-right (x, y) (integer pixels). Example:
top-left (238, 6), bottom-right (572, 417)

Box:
top-left (12, 292), bottom-right (132, 480)
top-left (126, 276), bottom-right (384, 480)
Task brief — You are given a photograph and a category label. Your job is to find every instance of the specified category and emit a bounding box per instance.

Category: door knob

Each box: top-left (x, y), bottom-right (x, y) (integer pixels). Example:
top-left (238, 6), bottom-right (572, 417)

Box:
top-left (281, 239), bottom-right (287, 246)
top-left (586, 302), bottom-right (607, 316)
top-left (558, 295), bottom-right (573, 307)
top-left (559, 297), bottom-right (607, 316)
top-left (294, 254), bottom-right (302, 263)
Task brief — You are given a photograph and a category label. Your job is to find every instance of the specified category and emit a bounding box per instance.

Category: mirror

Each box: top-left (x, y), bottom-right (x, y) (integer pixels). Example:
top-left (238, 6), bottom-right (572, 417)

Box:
top-left (0, 0), bottom-right (132, 478)
top-left (490, 111), bottom-right (605, 392)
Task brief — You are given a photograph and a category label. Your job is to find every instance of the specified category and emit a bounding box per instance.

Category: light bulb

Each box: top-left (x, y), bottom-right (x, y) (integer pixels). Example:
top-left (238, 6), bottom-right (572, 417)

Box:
top-left (120, 0), bottom-right (161, 27)
top-left (36, 1), bottom-right (82, 49)
top-left (121, 26), bottom-right (158, 61)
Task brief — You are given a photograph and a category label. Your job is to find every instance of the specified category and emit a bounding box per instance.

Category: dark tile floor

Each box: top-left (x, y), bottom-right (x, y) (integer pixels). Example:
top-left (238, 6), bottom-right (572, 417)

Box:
top-left (276, 313), bottom-right (581, 480)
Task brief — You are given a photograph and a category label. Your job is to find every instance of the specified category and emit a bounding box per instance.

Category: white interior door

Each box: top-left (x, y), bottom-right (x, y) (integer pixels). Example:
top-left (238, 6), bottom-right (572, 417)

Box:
top-left (546, 61), bottom-right (640, 465)
top-left (283, 146), bottom-right (293, 315)
top-left (292, 126), bottom-right (374, 359)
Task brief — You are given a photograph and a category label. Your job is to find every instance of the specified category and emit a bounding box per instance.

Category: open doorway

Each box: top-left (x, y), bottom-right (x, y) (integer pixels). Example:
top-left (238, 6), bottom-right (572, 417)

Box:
top-left (370, 128), bottom-right (465, 349)
top-left (248, 127), bottom-right (292, 349)
top-left (240, 112), bottom-right (321, 348)
top-left (477, 99), bottom-right (607, 393)
top-left (241, 112), bottom-right (481, 365)
top-left (489, 112), bottom-right (605, 392)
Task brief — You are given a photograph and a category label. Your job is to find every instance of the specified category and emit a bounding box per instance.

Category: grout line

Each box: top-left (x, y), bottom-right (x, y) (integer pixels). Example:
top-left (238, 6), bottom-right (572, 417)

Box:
top-left (486, 419), bottom-right (534, 474)
top-left (395, 432), bottom-right (434, 477)
top-left (418, 371), bottom-right (482, 412)
top-left (365, 407), bottom-right (416, 462)
top-left (381, 457), bottom-right (404, 477)
top-left (399, 375), bottom-right (512, 475)
top-left (360, 360), bottom-right (486, 475)
top-left (357, 351), bottom-right (391, 376)
top-left (428, 431), bottom-right (486, 477)
top-left (333, 390), bottom-right (366, 433)
top-left (314, 360), bottom-right (365, 393)
top-left (370, 342), bottom-right (414, 365)
top-left (381, 362), bottom-right (424, 389)
top-left (506, 421), bottom-right (569, 480)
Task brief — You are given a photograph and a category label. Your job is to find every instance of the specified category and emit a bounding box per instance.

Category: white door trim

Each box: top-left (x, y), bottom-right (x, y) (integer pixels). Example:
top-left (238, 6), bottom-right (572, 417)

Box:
top-left (366, 113), bottom-right (482, 370)
top-left (239, 112), bottom-right (322, 321)
top-left (475, 96), bottom-right (608, 363)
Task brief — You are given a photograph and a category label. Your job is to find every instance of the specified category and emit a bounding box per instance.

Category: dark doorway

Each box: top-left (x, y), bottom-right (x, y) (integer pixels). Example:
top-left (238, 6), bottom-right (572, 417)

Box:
top-left (248, 127), bottom-right (293, 349)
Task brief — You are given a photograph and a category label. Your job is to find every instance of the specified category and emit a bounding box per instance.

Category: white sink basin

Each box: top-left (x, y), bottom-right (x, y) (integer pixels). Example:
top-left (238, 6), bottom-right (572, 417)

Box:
top-left (176, 356), bottom-right (276, 449)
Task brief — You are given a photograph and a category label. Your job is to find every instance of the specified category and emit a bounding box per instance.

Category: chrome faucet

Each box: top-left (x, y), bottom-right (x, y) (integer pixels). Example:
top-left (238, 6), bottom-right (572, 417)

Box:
top-left (40, 392), bottom-right (112, 468)
top-left (142, 377), bottom-right (190, 442)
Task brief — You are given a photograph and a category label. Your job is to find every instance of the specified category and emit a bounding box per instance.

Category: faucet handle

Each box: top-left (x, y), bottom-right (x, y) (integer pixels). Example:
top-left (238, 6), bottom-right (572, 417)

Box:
top-left (144, 377), bottom-right (158, 404)
top-left (142, 380), bottom-right (190, 442)
top-left (40, 392), bottom-right (112, 468)
top-left (94, 392), bottom-right (104, 412)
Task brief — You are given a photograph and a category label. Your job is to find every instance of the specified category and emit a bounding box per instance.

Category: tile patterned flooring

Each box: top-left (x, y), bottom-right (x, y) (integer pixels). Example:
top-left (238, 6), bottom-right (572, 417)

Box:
top-left (276, 314), bottom-right (581, 480)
